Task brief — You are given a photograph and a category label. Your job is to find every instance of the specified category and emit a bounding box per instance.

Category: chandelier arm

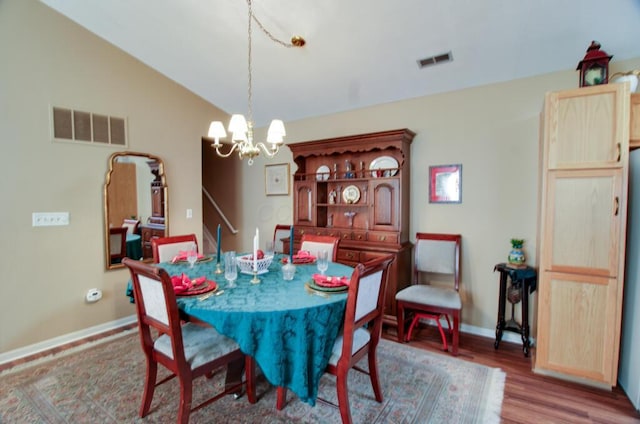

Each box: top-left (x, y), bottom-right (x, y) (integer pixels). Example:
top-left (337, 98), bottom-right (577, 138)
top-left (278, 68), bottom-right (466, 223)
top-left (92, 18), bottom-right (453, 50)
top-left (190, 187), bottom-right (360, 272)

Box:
top-left (256, 142), bottom-right (280, 158)
top-left (213, 143), bottom-right (240, 158)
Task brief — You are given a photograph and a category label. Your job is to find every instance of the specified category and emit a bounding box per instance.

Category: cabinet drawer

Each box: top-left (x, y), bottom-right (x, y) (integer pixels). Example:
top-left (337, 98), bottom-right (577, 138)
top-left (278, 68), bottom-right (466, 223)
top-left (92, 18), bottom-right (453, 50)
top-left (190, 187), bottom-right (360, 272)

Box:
top-left (337, 248), bottom-right (360, 262)
top-left (367, 231), bottom-right (399, 244)
top-left (352, 230), bottom-right (367, 241)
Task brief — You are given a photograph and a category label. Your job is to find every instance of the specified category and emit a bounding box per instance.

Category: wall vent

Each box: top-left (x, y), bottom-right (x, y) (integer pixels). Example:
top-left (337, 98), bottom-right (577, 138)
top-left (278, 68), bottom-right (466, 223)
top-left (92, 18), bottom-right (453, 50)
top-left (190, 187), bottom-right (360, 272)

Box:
top-left (52, 106), bottom-right (127, 147)
top-left (417, 51), bottom-right (453, 69)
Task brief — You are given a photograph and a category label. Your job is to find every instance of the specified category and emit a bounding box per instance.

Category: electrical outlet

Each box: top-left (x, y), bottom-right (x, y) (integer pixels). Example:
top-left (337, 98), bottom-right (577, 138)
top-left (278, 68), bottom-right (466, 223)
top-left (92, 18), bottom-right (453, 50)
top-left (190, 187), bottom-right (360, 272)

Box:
top-left (32, 212), bottom-right (70, 226)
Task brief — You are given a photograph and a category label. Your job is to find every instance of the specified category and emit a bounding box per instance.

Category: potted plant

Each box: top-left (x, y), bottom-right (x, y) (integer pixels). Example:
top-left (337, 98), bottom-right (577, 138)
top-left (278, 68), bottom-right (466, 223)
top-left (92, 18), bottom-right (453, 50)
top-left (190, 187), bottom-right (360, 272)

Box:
top-left (508, 238), bottom-right (526, 266)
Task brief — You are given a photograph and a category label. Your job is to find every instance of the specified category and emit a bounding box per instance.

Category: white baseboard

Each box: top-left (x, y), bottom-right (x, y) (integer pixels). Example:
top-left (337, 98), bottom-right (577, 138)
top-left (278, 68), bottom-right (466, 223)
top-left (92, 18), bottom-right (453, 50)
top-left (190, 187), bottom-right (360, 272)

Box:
top-left (1, 315), bottom-right (533, 366)
top-left (0, 315), bottom-right (137, 366)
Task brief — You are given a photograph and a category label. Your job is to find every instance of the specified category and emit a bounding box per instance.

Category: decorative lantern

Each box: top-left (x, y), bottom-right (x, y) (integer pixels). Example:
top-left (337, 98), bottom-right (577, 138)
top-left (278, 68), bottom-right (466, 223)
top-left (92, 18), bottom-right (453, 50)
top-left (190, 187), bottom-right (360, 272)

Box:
top-left (576, 41), bottom-right (613, 88)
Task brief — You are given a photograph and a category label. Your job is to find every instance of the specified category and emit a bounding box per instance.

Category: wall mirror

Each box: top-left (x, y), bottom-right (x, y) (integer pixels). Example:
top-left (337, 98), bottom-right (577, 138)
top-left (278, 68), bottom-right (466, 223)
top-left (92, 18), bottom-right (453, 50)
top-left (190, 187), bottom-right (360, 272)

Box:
top-left (104, 151), bottom-right (168, 270)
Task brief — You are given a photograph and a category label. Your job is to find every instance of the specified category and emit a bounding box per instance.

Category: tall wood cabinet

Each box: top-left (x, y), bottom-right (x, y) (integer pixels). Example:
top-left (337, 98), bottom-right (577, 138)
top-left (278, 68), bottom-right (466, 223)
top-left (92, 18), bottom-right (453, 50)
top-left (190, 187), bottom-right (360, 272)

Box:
top-left (287, 129), bottom-right (414, 326)
top-left (534, 84), bottom-right (630, 388)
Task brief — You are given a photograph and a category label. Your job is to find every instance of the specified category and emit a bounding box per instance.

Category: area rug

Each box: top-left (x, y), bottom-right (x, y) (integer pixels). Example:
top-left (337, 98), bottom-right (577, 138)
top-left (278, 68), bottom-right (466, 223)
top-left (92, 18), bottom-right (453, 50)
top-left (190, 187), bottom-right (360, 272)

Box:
top-left (0, 331), bottom-right (504, 423)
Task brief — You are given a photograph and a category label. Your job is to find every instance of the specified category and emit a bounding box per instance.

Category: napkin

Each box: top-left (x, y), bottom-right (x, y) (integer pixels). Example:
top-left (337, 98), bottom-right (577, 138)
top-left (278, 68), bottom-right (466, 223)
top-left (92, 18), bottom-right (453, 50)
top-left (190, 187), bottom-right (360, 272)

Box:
top-left (312, 273), bottom-right (349, 287)
top-left (282, 250), bottom-right (317, 264)
top-left (170, 273), bottom-right (206, 294)
top-left (171, 251), bottom-right (205, 263)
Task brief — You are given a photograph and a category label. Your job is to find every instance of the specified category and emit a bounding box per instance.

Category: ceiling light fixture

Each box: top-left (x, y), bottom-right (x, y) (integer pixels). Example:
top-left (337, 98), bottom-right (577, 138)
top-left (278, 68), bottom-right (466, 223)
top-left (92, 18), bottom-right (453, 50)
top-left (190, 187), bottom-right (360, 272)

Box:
top-left (206, 0), bottom-right (305, 165)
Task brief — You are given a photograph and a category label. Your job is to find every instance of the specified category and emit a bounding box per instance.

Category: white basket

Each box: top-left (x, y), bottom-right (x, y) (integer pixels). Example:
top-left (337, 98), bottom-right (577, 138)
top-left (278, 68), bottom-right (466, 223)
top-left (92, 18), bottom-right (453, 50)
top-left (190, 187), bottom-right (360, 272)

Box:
top-left (237, 254), bottom-right (274, 275)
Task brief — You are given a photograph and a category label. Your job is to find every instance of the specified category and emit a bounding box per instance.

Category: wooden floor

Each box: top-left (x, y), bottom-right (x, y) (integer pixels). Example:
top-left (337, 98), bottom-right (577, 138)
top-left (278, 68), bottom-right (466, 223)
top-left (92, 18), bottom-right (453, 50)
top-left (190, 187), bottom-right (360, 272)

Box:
top-left (382, 325), bottom-right (640, 424)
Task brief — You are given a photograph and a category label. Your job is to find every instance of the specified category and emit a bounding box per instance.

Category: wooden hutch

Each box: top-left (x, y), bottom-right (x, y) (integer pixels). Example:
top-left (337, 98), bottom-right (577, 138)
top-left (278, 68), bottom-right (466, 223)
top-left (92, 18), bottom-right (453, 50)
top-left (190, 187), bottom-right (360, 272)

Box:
top-left (140, 161), bottom-right (166, 259)
top-left (287, 128), bottom-right (414, 326)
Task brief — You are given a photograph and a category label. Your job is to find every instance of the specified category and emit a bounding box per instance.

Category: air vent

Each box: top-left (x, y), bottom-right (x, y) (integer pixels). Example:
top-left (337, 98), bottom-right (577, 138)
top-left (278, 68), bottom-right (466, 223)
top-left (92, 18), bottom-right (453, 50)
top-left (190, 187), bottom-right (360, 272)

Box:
top-left (417, 51), bottom-right (453, 69)
top-left (52, 106), bottom-right (127, 147)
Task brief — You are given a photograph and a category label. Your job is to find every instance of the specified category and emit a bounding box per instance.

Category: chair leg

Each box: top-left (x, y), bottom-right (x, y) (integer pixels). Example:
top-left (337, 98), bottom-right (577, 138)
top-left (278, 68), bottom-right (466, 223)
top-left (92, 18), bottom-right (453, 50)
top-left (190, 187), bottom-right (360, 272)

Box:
top-left (406, 314), bottom-right (421, 342)
top-left (177, 377), bottom-right (193, 424)
top-left (434, 317), bottom-right (449, 352)
top-left (140, 359), bottom-right (157, 417)
top-left (276, 386), bottom-right (286, 410)
top-left (336, 370), bottom-right (353, 424)
top-left (245, 356), bottom-right (256, 404)
top-left (452, 313), bottom-right (460, 356)
top-left (367, 347), bottom-right (383, 402)
top-left (397, 303), bottom-right (406, 343)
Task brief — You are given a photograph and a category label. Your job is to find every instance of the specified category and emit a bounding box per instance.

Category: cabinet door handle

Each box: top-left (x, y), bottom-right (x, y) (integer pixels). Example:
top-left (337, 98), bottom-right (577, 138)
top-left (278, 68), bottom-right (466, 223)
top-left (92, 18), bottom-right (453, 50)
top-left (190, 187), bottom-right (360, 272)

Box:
top-left (616, 143), bottom-right (621, 162)
top-left (614, 196), bottom-right (619, 216)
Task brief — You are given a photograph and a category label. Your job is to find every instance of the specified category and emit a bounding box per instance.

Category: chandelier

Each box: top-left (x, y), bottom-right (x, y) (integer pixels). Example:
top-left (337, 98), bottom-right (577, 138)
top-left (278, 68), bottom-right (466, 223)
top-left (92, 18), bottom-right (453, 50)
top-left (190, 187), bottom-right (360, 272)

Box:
top-left (206, 0), bottom-right (305, 165)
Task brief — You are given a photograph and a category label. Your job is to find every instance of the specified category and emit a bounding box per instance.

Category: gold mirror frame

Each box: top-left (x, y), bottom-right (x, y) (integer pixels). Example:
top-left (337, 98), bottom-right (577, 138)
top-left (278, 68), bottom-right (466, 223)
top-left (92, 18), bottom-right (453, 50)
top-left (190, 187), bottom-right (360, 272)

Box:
top-left (103, 151), bottom-right (169, 270)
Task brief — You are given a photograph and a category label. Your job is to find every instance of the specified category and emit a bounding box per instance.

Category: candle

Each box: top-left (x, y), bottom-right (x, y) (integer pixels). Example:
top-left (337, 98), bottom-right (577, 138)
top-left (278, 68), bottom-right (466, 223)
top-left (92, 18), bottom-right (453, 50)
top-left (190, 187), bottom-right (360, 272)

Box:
top-left (216, 224), bottom-right (221, 263)
top-left (289, 225), bottom-right (294, 260)
top-left (253, 228), bottom-right (258, 272)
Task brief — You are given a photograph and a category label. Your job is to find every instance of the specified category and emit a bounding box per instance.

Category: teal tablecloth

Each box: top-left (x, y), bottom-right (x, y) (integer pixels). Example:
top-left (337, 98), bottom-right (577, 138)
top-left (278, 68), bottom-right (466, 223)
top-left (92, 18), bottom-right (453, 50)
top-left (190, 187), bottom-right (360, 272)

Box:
top-left (125, 234), bottom-right (142, 260)
top-left (126, 254), bottom-right (351, 406)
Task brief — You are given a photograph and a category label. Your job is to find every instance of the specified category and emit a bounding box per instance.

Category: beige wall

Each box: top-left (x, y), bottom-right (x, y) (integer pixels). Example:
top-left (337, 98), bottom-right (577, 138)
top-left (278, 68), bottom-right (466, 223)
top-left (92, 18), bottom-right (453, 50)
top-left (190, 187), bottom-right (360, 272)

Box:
top-left (2, 0), bottom-right (640, 355)
top-left (0, 0), bottom-right (228, 352)
top-left (244, 59), bottom-right (640, 334)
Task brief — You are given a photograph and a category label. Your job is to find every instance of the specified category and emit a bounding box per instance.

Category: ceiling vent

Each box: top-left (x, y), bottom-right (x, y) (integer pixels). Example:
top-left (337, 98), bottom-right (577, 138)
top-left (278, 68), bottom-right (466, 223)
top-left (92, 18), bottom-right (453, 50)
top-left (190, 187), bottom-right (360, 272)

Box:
top-left (417, 51), bottom-right (453, 69)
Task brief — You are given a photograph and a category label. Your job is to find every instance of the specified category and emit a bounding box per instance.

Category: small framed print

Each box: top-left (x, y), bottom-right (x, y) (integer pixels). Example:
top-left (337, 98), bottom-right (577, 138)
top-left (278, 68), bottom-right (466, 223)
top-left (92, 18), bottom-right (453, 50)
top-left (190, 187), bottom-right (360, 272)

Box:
top-left (265, 163), bottom-right (290, 196)
top-left (429, 164), bottom-right (462, 203)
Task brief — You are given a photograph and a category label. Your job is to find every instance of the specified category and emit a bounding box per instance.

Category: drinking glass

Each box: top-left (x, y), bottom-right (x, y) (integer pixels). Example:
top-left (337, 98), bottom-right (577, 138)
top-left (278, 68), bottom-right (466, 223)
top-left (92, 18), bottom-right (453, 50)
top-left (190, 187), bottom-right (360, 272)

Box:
top-left (224, 251), bottom-right (238, 288)
top-left (265, 240), bottom-right (274, 257)
top-left (317, 250), bottom-right (329, 275)
top-left (186, 243), bottom-right (198, 268)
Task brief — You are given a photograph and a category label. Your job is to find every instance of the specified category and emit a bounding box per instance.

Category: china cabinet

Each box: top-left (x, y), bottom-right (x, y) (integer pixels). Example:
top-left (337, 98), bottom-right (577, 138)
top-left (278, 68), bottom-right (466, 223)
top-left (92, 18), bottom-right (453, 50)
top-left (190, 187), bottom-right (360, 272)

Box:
top-left (534, 83), bottom-right (630, 388)
top-left (287, 129), bottom-right (414, 326)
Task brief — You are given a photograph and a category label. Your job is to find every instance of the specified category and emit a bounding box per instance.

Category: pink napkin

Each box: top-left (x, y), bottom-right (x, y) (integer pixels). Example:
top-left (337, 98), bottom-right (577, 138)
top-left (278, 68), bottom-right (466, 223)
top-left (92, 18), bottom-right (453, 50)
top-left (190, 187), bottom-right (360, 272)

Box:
top-left (170, 273), bottom-right (206, 294)
top-left (171, 251), bottom-right (204, 263)
top-left (282, 250), bottom-right (316, 264)
top-left (312, 273), bottom-right (349, 287)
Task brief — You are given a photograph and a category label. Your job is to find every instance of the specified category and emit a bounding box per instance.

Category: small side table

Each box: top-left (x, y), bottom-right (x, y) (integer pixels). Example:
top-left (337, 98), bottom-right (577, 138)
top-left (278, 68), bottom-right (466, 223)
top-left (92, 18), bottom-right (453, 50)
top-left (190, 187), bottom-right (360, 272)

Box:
top-left (493, 263), bottom-right (537, 357)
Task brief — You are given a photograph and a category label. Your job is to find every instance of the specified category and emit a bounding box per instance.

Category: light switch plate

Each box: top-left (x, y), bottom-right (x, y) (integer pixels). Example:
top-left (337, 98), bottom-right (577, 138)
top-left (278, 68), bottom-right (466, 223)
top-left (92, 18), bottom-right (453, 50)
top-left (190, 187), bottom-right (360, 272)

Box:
top-left (32, 212), bottom-right (70, 226)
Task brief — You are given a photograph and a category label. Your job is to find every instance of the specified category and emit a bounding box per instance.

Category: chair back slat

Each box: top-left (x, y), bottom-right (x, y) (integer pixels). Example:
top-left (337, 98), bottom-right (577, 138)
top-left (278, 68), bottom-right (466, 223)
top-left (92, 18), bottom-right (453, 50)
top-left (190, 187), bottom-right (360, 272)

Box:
top-left (416, 239), bottom-right (457, 274)
top-left (300, 234), bottom-right (340, 262)
top-left (273, 224), bottom-right (291, 254)
top-left (151, 234), bottom-right (198, 263)
top-left (355, 270), bottom-right (383, 322)
top-left (138, 274), bottom-right (169, 325)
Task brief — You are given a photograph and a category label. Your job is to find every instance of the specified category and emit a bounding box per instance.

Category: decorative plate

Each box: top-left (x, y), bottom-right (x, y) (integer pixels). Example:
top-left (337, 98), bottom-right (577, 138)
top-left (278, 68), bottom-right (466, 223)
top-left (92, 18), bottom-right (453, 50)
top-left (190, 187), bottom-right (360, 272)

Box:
top-left (307, 281), bottom-right (348, 293)
top-left (316, 165), bottom-right (330, 181)
top-left (176, 280), bottom-right (217, 296)
top-left (342, 185), bottom-right (361, 204)
top-left (369, 156), bottom-right (399, 177)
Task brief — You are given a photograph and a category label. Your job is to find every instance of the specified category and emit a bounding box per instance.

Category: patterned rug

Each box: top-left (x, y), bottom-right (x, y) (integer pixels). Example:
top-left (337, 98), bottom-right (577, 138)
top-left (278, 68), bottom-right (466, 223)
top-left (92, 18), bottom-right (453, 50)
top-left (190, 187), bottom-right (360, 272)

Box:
top-left (0, 331), bottom-right (505, 423)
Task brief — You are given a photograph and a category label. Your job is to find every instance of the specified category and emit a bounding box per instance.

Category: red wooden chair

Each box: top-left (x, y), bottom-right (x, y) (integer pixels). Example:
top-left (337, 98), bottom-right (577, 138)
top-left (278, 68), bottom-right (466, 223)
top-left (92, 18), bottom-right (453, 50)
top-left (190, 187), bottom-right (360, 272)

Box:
top-left (396, 233), bottom-right (462, 355)
top-left (273, 224), bottom-right (291, 254)
top-left (276, 255), bottom-right (394, 424)
top-left (123, 258), bottom-right (255, 424)
top-left (151, 233), bottom-right (199, 263)
top-left (109, 226), bottom-right (128, 264)
top-left (122, 218), bottom-right (141, 235)
top-left (300, 233), bottom-right (339, 262)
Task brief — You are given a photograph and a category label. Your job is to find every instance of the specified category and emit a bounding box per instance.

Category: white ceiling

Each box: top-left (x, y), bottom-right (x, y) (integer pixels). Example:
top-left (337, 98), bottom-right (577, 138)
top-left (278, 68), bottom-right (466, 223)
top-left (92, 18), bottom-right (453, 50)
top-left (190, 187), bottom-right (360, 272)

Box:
top-left (41, 0), bottom-right (640, 127)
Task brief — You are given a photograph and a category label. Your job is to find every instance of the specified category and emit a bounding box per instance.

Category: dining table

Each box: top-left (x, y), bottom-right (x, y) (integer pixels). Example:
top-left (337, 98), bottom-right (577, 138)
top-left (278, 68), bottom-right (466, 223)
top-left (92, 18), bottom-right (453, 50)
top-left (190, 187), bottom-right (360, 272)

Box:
top-left (125, 233), bottom-right (142, 260)
top-left (125, 253), bottom-right (353, 406)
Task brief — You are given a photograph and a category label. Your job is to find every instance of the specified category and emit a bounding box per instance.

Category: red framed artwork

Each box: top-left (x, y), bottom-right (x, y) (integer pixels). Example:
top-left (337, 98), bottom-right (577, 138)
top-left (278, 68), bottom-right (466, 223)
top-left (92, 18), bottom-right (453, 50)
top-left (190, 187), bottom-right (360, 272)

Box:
top-left (429, 164), bottom-right (462, 203)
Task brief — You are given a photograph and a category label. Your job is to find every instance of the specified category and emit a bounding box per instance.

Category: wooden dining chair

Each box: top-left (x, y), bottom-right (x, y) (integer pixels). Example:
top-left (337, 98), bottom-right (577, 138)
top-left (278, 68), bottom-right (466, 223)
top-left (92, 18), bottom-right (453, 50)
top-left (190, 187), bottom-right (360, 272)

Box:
top-left (299, 234), bottom-right (339, 262)
top-left (276, 255), bottom-right (394, 424)
top-left (273, 224), bottom-right (291, 254)
top-left (151, 233), bottom-right (199, 263)
top-left (395, 233), bottom-right (462, 355)
top-left (122, 258), bottom-right (255, 424)
top-left (109, 226), bottom-right (128, 264)
top-left (122, 218), bottom-right (141, 235)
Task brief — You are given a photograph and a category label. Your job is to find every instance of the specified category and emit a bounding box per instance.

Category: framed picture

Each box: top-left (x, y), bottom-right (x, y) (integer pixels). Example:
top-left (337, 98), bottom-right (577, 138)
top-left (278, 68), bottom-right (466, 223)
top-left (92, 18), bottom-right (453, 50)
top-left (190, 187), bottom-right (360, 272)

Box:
top-left (429, 164), bottom-right (462, 203)
top-left (265, 163), bottom-right (290, 196)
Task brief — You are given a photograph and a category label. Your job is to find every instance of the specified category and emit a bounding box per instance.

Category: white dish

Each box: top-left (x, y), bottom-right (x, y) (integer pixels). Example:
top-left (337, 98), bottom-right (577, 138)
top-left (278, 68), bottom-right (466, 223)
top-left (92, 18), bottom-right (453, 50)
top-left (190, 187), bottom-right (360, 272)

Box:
top-left (369, 156), bottom-right (399, 177)
top-left (342, 185), bottom-right (361, 204)
top-left (316, 165), bottom-right (330, 181)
